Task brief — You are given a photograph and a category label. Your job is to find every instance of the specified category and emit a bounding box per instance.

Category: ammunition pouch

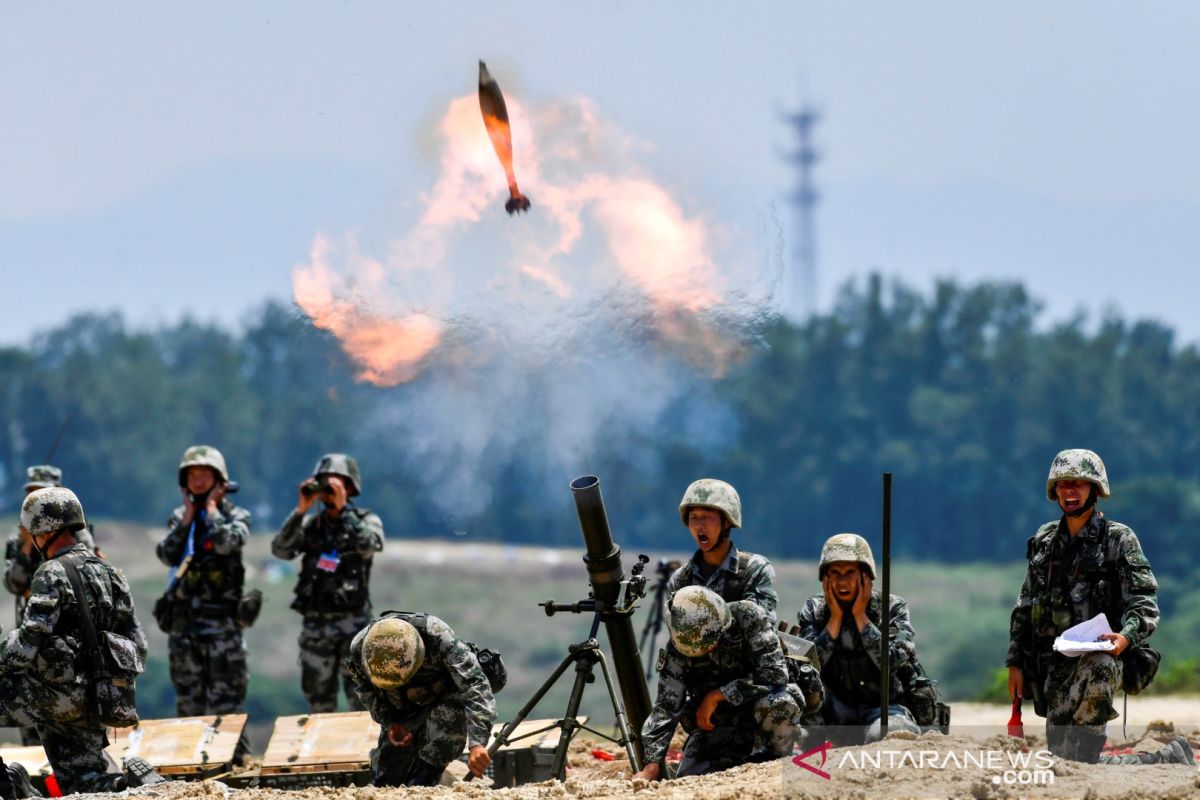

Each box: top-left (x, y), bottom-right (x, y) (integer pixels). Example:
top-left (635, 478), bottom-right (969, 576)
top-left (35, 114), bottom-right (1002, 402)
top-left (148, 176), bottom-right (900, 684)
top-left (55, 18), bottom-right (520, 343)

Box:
top-left (470, 645), bottom-right (508, 694)
top-left (152, 592), bottom-right (175, 634)
top-left (236, 589), bottom-right (264, 629)
top-left (1121, 644), bottom-right (1161, 695)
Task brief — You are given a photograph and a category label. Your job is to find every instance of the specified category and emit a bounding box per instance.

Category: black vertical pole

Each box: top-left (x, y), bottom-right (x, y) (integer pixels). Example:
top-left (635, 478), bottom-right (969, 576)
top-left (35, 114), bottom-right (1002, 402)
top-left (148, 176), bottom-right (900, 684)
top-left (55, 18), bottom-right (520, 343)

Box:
top-left (880, 472), bottom-right (892, 738)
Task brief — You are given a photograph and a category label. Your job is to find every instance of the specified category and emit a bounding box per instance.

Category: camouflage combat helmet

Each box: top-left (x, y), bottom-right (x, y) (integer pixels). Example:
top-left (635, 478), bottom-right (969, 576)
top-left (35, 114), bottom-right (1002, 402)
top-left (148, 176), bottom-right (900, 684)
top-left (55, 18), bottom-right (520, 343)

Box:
top-left (313, 453), bottom-right (361, 497)
top-left (1046, 449), bottom-right (1110, 500)
top-left (23, 464), bottom-right (63, 492)
top-left (361, 618), bottom-right (424, 689)
top-left (21, 487), bottom-right (87, 536)
top-left (818, 533), bottom-right (877, 579)
top-left (667, 585), bottom-right (732, 657)
top-left (678, 479), bottom-right (742, 529)
top-left (177, 445), bottom-right (229, 486)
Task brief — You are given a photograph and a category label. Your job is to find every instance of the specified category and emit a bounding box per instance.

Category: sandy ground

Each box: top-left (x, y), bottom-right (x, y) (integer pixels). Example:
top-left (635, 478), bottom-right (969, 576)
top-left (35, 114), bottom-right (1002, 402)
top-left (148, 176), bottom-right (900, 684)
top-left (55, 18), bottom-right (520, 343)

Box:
top-left (89, 706), bottom-right (1199, 800)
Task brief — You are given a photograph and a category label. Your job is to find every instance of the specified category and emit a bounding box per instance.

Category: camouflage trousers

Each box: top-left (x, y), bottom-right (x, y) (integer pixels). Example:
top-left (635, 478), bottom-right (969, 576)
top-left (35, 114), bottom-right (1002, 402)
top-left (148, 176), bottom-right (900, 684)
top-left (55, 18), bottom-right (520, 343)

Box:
top-left (677, 686), bottom-right (803, 777)
top-left (0, 671), bottom-right (114, 793)
top-left (370, 699), bottom-right (468, 786)
top-left (168, 626), bottom-right (248, 716)
top-left (1043, 652), bottom-right (1121, 728)
top-left (300, 612), bottom-right (369, 713)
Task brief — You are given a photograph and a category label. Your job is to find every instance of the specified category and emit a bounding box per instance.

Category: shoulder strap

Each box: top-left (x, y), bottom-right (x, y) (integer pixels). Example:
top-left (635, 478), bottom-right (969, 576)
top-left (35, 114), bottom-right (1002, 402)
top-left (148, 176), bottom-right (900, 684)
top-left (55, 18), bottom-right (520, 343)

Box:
top-left (723, 551), bottom-right (752, 600)
top-left (59, 554), bottom-right (108, 724)
top-left (379, 610), bottom-right (428, 631)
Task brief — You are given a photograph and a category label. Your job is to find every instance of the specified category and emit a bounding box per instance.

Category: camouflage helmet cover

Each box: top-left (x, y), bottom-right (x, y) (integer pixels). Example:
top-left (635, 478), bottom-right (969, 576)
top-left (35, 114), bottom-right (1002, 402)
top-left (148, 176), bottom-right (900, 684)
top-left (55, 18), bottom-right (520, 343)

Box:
top-left (818, 533), bottom-right (877, 579)
top-left (21, 487), bottom-right (87, 536)
top-left (678, 478), bottom-right (742, 529)
top-left (667, 585), bottom-right (732, 658)
top-left (313, 453), bottom-right (361, 497)
top-left (24, 464), bottom-right (63, 492)
top-left (1046, 449), bottom-right (1110, 500)
top-left (361, 618), bottom-right (425, 689)
top-left (177, 445), bottom-right (229, 486)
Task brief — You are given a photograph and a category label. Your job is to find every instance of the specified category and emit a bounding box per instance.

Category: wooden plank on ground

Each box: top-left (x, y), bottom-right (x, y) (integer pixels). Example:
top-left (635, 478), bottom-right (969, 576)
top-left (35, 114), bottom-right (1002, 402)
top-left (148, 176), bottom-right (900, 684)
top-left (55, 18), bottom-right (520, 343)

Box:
top-left (105, 714), bottom-right (247, 775)
top-left (0, 745), bottom-right (51, 777)
top-left (260, 712), bottom-right (379, 774)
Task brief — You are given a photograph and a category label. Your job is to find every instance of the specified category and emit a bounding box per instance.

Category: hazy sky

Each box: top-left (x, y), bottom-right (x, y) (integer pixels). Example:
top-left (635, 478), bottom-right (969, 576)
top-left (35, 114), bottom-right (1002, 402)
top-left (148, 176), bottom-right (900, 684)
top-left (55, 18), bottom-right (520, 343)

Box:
top-left (3, 2), bottom-right (1198, 344)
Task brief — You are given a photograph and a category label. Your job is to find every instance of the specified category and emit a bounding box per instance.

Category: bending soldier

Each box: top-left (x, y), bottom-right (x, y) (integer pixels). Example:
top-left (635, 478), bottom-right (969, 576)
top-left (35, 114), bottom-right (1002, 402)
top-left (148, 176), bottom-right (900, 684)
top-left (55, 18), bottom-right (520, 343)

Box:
top-left (666, 479), bottom-right (778, 622)
top-left (347, 614), bottom-right (495, 786)
top-left (796, 534), bottom-right (935, 744)
top-left (4, 465), bottom-right (99, 746)
top-left (273, 454), bottom-right (384, 712)
top-left (0, 488), bottom-right (152, 793)
top-left (633, 586), bottom-right (805, 780)
top-left (1006, 449), bottom-right (1191, 764)
top-left (156, 445), bottom-right (252, 716)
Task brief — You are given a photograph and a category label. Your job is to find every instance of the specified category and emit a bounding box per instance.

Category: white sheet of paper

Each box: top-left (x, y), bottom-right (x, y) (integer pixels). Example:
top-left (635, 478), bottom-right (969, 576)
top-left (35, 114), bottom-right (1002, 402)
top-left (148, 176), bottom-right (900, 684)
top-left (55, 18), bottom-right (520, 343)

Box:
top-left (1052, 612), bottom-right (1116, 657)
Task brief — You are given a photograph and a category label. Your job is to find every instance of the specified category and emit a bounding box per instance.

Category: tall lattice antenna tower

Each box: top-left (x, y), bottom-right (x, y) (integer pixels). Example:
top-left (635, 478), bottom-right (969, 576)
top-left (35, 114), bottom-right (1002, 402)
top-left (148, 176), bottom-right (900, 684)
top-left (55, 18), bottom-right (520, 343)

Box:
top-left (782, 105), bottom-right (821, 321)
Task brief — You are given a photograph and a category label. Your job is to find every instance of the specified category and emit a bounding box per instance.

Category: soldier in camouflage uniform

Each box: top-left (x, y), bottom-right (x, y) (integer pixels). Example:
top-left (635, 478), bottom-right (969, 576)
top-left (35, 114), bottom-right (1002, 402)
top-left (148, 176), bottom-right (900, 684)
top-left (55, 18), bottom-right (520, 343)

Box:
top-left (4, 465), bottom-right (100, 747)
top-left (796, 534), bottom-right (925, 744)
top-left (273, 454), bottom-right (384, 712)
top-left (156, 446), bottom-right (252, 716)
top-left (666, 479), bottom-right (778, 623)
top-left (0, 488), bottom-right (149, 793)
top-left (1006, 449), bottom-right (1192, 764)
top-left (347, 614), bottom-right (495, 786)
top-left (633, 586), bottom-right (805, 781)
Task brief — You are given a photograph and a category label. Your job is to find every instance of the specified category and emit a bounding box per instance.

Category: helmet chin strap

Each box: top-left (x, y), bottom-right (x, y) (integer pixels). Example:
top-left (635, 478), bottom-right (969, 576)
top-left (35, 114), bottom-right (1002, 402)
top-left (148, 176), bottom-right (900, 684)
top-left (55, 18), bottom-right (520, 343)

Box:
top-left (32, 528), bottom-right (68, 561)
top-left (1063, 491), bottom-right (1098, 519)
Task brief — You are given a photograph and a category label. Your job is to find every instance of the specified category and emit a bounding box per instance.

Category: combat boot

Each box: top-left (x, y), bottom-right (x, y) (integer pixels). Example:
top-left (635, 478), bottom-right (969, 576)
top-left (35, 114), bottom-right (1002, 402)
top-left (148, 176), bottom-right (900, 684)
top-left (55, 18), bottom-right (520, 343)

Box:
top-left (6, 764), bottom-right (42, 799)
top-left (124, 756), bottom-right (166, 786)
top-left (403, 759), bottom-right (445, 787)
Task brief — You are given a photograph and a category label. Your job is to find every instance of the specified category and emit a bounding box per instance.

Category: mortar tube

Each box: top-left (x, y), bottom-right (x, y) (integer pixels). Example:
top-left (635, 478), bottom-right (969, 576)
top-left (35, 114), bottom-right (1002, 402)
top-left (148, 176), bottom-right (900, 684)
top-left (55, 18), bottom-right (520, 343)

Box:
top-left (570, 475), bottom-right (651, 760)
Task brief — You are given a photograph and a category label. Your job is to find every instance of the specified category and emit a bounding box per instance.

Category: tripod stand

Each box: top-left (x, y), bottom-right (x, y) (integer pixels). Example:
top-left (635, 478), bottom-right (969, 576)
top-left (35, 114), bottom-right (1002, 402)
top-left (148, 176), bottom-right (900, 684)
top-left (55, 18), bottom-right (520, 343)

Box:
top-left (486, 599), bottom-right (644, 780)
top-left (637, 559), bottom-right (680, 679)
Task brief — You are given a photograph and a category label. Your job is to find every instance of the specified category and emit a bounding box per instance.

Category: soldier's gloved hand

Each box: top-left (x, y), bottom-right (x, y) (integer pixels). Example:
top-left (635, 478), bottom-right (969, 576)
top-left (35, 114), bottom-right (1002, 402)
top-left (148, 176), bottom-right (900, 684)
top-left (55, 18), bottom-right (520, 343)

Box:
top-left (1097, 632), bottom-right (1129, 656)
top-left (1007, 666), bottom-right (1023, 701)
top-left (631, 762), bottom-right (661, 782)
top-left (696, 688), bottom-right (727, 731)
top-left (467, 745), bottom-right (490, 778)
top-left (387, 723), bottom-right (414, 748)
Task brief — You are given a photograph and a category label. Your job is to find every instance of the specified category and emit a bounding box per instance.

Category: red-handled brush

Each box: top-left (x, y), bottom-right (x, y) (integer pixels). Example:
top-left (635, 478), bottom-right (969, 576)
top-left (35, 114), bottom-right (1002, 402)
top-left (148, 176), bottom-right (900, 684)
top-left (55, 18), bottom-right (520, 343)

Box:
top-left (1007, 697), bottom-right (1025, 738)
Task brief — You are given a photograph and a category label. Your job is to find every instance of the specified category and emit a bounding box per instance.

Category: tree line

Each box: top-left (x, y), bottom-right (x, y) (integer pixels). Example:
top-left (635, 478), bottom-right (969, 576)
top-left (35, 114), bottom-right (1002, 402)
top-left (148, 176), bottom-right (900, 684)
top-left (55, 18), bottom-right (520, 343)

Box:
top-left (3, 275), bottom-right (1198, 584)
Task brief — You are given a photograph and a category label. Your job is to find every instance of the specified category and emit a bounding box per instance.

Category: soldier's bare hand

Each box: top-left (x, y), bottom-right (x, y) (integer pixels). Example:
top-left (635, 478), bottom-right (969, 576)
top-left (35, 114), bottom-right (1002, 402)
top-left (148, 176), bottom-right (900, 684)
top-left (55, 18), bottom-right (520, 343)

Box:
top-left (631, 762), bottom-right (661, 782)
top-left (823, 575), bottom-right (843, 638)
top-left (1008, 666), bottom-right (1024, 701)
top-left (1097, 633), bottom-right (1129, 656)
top-left (296, 479), bottom-right (317, 515)
top-left (180, 487), bottom-right (197, 524)
top-left (696, 688), bottom-right (726, 731)
top-left (467, 745), bottom-right (490, 778)
top-left (206, 482), bottom-right (226, 515)
top-left (387, 723), bottom-right (414, 748)
top-left (326, 475), bottom-right (349, 511)
top-left (852, 573), bottom-right (873, 631)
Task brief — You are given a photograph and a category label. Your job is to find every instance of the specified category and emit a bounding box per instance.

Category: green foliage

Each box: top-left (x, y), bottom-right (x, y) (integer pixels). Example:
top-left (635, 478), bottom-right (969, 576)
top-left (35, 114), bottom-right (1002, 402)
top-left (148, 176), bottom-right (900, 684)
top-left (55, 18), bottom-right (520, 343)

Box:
top-left (1145, 658), bottom-right (1200, 695)
top-left (2, 277), bottom-right (1200, 584)
top-left (977, 667), bottom-right (1012, 703)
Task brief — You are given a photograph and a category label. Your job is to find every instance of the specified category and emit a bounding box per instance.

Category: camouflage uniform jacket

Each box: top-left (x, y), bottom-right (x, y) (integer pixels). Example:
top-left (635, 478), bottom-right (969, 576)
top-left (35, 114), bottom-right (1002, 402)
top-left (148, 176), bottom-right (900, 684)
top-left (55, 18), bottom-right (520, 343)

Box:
top-left (157, 499), bottom-right (250, 625)
top-left (5, 526), bottom-right (97, 597)
top-left (1005, 511), bottom-right (1158, 667)
top-left (642, 600), bottom-right (787, 764)
top-left (796, 592), bottom-right (917, 709)
top-left (666, 543), bottom-right (778, 623)
top-left (0, 543), bottom-right (147, 688)
top-left (273, 505), bottom-right (384, 616)
top-left (347, 613), bottom-right (496, 747)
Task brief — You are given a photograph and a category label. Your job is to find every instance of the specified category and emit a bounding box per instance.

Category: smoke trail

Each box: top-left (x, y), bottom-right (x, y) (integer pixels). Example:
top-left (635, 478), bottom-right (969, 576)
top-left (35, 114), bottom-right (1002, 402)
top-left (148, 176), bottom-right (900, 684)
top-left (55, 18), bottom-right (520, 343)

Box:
top-left (293, 87), bottom-right (774, 520)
